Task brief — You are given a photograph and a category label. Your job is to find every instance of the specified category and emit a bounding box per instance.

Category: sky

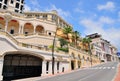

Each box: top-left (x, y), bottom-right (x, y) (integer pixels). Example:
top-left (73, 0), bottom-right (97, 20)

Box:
top-left (24, 0), bottom-right (120, 51)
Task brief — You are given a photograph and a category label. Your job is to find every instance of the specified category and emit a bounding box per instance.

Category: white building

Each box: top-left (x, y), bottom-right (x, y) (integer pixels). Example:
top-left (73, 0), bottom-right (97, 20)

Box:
top-left (0, 0), bottom-right (24, 13)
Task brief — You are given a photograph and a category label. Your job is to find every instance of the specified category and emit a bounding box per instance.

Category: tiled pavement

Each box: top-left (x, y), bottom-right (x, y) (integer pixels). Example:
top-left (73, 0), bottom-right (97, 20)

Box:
top-left (114, 64), bottom-right (120, 81)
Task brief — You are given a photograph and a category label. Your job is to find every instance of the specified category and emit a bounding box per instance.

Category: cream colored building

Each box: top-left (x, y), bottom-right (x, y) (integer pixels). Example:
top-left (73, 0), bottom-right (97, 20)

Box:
top-left (0, 1), bottom-right (101, 81)
top-left (87, 33), bottom-right (118, 62)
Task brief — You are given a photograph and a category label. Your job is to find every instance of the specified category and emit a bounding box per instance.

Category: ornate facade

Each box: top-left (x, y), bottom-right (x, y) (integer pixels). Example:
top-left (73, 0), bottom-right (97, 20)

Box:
top-left (0, 1), bottom-right (101, 81)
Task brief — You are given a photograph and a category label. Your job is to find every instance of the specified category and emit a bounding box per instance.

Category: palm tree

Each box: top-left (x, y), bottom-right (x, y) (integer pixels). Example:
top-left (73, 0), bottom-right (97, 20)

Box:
top-left (63, 26), bottom-right (72, 48)
top-left (72, 31), bottom-right (80, 47)
top-left (63, 26), bottom-right (72, 40)
top-left (82, 37), bottom-right (92, 66)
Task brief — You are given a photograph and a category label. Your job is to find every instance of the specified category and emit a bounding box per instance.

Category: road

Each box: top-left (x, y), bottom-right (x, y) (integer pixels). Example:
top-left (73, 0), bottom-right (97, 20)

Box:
top-left (37, 62), bottom-right (118, 81)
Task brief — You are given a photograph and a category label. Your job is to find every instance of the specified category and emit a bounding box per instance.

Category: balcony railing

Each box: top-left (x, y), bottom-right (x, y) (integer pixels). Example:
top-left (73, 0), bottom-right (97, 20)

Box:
top-left (0, 30), bottom-right (67, 54)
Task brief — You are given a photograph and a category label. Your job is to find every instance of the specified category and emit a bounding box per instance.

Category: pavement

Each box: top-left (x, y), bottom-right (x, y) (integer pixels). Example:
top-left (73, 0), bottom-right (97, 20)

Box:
top-left (13, 62), bottom-right (119, 81)
top-left (114, 63), bottom-right (120, 81)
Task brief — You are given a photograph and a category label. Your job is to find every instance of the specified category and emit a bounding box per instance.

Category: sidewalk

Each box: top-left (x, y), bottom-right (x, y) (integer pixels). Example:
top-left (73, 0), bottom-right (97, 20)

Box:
top-left (114, 63), bottom-right (120, 81)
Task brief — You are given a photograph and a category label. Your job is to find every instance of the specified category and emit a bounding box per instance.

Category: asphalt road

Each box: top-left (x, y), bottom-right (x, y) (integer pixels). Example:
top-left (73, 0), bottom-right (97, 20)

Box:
top-left (37, 62), bottom-right (118, 81)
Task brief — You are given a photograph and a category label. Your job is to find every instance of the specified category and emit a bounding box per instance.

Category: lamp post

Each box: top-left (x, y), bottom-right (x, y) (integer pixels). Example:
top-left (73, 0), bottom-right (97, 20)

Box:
top-left (52, 27), bottom-right (58, 75)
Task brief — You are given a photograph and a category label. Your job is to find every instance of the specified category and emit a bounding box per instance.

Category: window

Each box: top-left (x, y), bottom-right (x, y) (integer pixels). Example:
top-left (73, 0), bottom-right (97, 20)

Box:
top-left (25, 32), bottom-right (28, 35)
top-left (15, 10), bottom-right (19, 13)
top-left (3, 5), bottom-right (7, 9)
top-left (46, 61), bottom-right (49, 73)
top-left (48, 32), bottom-right (51, 36)
top-left (10, 29), bottom-right (14, 34)
top-left (10, 0), bottom-right (14, 4)
top-left (20, 5), bottom-right (23, 10)
top-left (0, 3), bottom-right (2, 8)
top-left (21, 0), bottom-right (24, 3)
top-left (4, 0), bottom-right (8, 4)
top-left (57, 62), bottom-right (59, 72)
top-left (15, 3), bottom-right (19, 9)
top-left (16, 0), bottom-right (20, 2)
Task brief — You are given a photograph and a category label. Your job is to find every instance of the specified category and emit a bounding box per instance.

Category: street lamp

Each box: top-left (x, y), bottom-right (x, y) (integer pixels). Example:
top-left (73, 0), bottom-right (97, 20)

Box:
top-left (52, 27), bottom-right (58, 75)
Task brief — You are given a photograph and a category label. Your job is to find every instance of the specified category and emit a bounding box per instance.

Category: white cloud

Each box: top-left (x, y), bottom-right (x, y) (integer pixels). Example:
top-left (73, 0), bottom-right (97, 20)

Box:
top-left (118, 11), bottom-right (120, 17)
top-left (24, 0), bottom-right (41, 12)
top-left (99, 16), bottom-right (114, 24)
top-left (24, 5), bottom-right (31, 11)
top-left (80, 17), bottom-right (120, 51)
top-left (74, 8), bottom-right (84, 13)
top-left (46, 4), bottom-right (71, 19)
top-left (97, 1), bottom-right (115, 11)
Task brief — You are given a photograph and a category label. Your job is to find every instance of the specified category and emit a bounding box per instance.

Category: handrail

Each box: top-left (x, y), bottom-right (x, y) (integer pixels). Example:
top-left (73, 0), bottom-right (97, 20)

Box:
top-left (0, 30), bottom-right (67, 54)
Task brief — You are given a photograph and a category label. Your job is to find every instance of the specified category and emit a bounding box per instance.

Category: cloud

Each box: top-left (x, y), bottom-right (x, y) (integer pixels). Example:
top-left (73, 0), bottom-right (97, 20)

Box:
top-left (99, 16), bottom-right (114, 24)
top-left (24, 0), bottom-right (41, 11)
top-left (24, 5), bottom-right (31, 11)
top-left (118, 11), bottom-right (120, 17)
top-left (80, 17), bottom-right (120, 51)
top-left (97, 1), bottom-right (115, 11)
top-left (74, 8), bottom-right (84, 13)
top-left (45, 4), bottom-right (71, 19)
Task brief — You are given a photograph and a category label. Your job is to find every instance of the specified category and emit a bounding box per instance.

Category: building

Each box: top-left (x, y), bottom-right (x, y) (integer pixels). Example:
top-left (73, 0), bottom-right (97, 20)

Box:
top-left (87, 33), bottom-right (118, 62)
top-left (0, 1), bottom-right (100, 81)
top-left (0, 0), bottom-right (24, 13)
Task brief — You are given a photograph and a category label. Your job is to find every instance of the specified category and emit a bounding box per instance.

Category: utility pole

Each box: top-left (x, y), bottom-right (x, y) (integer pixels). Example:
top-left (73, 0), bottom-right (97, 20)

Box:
top-left (52, 27), bottom-right (58, 74)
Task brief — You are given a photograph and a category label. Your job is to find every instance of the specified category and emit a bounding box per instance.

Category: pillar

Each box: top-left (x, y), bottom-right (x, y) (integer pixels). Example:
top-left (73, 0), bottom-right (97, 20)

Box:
top-left (0, 56), bottom-right (4, 81)
top-left (18, 25), bottom-right (21, 34)
top-left (48, 61), bottom-right (52, 74)
top-left (54, 62), bottom-right (57, 74)
top-left (41, 60), bottom-right (46, 76)
top-left (5, 21), bottom-right (8, 32)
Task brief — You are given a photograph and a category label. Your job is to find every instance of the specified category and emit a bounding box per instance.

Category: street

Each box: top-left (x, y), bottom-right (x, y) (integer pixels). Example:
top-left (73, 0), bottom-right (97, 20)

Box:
top-left (37, 62), bottom-right (118, 81)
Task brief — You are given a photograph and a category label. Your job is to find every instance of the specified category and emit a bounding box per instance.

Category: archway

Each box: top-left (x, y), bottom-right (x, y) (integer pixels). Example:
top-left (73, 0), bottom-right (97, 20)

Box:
top-left (35, 25), bottom-right (44, 34)
top-left (71, 53), bottom-right (75, 70)
top-left (8, 20), bottom-right (19, 35)
top-left (0, 17), bottom-right (5, 30)
top-left (2, 54), bottom-right (43, 80)
top-left (24, 23), bottom-right (34, 35)
top-left (78, 55), bottom-right (81, 68)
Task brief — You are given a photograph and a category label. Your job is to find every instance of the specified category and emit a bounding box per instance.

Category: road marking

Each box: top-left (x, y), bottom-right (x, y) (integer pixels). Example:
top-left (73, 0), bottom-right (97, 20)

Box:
top-left (112, 67), bottom-right (115, 69)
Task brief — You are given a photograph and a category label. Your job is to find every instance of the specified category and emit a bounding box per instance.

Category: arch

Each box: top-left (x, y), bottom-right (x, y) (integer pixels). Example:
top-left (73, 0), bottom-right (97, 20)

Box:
top-left (35, 25), bottom-right (45, 34)
top-left (24, 23), bottom-right (34, 35)
top-left (71, 52), bottom-right (75, 59)
top-left (2, 51), bottom-right (44, 80)
top-left (78, 54), bottom-right (81, 60)
top-left (0, 17), bottom-right (5, 30)
top-left (7, 19), bottom-right (19, 35)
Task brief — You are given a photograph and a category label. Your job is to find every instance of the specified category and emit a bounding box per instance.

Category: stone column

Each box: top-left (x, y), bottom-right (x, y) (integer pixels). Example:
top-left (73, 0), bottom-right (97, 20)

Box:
top-left (18, 25), bottom-right (21, 34)
top-left (54, 62), bottom-right (57, 74)
top-left (21, 25), bottom-right (24, 34)
top-left (5, 20), bottom-right (8, 32)
top-left (48, 61), bottom-right (52, 74)
top-left (41, 60), bottom-right (46, 76)
top-left (34, 26), bottom-right (36, 34)
top-left (0, 56), bottom-right (4, 81)
top-left (4, 13), bottom-right (12, 32)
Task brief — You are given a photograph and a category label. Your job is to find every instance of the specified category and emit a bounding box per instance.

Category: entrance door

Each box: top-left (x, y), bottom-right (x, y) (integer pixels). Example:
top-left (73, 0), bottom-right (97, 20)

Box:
top-left (71, 61), bottom-right (74, 70)
top-left (2, 54), bottom-right (43, 81)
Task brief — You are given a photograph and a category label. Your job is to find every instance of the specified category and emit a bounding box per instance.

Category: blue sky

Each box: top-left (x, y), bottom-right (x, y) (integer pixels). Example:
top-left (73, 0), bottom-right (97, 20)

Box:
top-left (25, 0), bottom-right (120, 51)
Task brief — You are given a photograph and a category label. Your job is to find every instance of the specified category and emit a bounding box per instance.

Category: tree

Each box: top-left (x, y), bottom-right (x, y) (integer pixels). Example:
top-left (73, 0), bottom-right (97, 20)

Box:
top-left (58, 38), bottom-right (68, 48)
top-left (82, 37), bottom-right (92, 66)
top-left (63, 26), bottom-right (72, 49)
top-left (72, 31), bottom-right (80, 47)
top-left (63, 26), bottom-right (72, 40)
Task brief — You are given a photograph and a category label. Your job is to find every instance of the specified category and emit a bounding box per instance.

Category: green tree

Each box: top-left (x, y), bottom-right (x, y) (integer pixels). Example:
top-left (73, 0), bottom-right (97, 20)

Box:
top-left (72, 31), bottom-right (80, 47)
top-left (63, 26), bottom-right (72, 40)
top-left (58, 38), bottom-right (68, 48)
top-left (82, 37), bottom-right (92, 66)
